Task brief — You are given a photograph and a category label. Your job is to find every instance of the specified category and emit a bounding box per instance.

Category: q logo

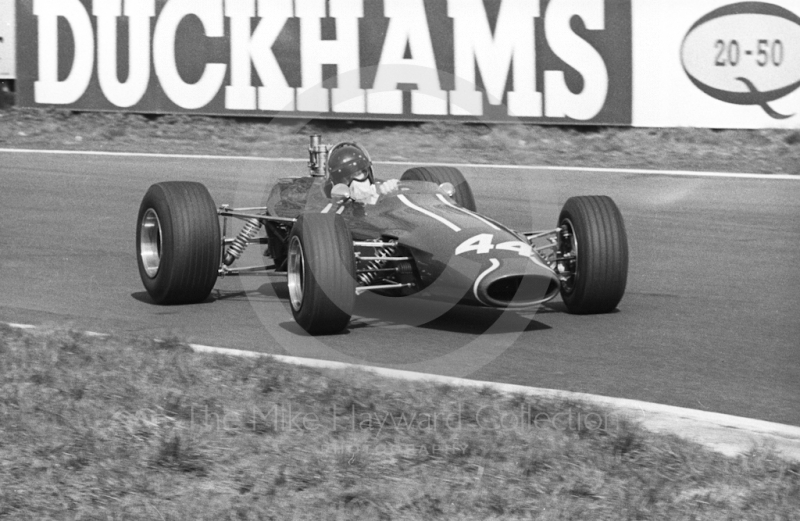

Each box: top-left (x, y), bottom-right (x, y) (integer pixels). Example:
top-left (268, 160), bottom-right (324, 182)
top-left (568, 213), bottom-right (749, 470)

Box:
top-left (681, 2), bottom-right (800, 119)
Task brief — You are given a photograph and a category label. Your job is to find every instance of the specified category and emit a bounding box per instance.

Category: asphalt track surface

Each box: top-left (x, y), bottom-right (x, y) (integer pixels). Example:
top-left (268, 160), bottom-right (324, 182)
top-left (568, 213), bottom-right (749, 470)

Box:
top-left (1, 150), bottom-right (798, 426)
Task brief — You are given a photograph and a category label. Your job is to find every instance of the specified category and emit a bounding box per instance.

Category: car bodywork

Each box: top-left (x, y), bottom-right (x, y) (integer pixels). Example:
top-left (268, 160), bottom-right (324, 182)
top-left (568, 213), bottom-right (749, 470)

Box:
top-left (222, 152), bottom-right (561, 309)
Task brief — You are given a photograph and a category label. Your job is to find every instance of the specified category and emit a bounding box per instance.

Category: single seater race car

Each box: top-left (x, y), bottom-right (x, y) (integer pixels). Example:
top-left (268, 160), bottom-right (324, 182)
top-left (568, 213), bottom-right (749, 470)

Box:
top-left (136, 135), bottom-right (628, 335)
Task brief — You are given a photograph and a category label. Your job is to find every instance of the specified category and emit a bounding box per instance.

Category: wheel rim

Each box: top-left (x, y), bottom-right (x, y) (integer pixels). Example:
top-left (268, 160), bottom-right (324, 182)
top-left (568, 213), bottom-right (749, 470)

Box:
top-left (140, 208), bottom-right (162, 279)
top-left (557, 218), bottom-right (578, 294)
top-left (287, 236), bottom-right (305, 311)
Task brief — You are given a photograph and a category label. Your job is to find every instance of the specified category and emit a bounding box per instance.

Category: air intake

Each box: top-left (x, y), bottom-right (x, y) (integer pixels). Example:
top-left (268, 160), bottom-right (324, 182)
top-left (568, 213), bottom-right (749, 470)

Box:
top-left (485, 275), bottom-right (560, 308)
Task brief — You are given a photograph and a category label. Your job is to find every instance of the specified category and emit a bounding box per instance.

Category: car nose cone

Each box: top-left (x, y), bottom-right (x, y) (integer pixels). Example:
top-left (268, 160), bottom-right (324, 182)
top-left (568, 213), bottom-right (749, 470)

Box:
top-left (474, 257), bottom-right (560, 308)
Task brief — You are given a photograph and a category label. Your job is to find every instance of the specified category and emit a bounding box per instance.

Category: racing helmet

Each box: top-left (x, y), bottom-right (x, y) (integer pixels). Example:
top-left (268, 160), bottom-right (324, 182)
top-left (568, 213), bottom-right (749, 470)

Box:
top-left (327, 142), bottom-right (373, 185)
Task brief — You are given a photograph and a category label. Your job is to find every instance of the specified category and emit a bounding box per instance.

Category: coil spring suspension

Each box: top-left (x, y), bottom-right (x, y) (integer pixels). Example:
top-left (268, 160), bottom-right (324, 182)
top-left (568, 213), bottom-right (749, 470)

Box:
top-left (224, 218), bottom-right (262, 266)
top-left (357, 244), bottom-right (397, 285)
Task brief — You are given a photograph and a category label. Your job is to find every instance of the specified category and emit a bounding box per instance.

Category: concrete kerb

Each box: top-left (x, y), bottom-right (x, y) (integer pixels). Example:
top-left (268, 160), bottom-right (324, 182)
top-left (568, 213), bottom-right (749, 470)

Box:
top-left (189, 343), bottom-right (800, 462)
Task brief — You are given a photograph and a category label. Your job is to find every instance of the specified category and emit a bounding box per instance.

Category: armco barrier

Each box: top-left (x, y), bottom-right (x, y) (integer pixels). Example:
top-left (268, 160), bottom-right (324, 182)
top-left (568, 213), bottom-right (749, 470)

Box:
top-left (12, 0), bottom-right (800, 128)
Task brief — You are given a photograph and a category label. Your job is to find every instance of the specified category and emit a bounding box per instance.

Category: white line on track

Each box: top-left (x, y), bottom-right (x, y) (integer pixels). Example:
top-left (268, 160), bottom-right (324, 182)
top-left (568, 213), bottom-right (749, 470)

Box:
top-left (7, 323), bottom-right (36, 329)
top-left (1, 147), bottom-right (797, 180)
top-left (0, 147), bottom-right (304, 162)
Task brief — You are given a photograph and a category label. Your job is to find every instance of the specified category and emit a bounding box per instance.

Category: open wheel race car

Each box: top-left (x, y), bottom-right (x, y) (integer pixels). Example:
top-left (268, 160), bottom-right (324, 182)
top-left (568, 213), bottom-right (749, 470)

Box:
top-left (136, 135), bottom-right (628, 335)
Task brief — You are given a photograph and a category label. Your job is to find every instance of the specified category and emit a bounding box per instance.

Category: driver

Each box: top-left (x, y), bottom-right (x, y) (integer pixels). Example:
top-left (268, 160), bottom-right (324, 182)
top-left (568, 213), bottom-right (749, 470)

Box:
top-left (327, 143), bottom-right (399, 205)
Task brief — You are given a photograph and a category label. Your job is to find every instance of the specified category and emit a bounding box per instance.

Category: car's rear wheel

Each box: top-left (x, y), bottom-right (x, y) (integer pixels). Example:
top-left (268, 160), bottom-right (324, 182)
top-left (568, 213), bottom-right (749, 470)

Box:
top-left (136, 181), bottom-right (221, 304)
top-left (557, 195), bottom-right (628, 314)
top-left (287, 213), bottom-right (356, 335)
top-left (401, 166), bottom-right (477, 211)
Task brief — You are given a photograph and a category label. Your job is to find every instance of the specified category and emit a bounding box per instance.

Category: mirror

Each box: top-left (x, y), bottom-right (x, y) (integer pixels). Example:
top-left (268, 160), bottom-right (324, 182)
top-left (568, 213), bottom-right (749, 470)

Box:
top-left (331, 183), bottom-right (351, 202)
top-left (438, 182), bottom-right (456, 197)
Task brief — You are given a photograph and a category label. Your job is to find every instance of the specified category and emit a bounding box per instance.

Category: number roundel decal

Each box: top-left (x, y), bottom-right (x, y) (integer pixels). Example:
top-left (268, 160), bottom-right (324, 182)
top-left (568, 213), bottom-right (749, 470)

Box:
top-left (455, 234), bottom-right (533, 257)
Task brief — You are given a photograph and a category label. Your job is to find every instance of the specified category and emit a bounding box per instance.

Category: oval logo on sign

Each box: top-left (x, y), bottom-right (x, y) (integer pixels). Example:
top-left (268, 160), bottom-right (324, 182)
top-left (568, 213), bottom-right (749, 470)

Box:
top-left (681, 2), bottom-right (800, 119)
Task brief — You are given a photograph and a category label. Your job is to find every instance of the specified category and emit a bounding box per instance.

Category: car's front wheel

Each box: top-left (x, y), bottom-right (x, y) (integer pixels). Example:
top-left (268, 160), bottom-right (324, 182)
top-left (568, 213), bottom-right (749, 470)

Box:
top-left (287, 213), bottom-right (356, 335)
top-left (557, 195), bottom-right (628, 314)
top-left (136, 181), bottom-right (221, 304)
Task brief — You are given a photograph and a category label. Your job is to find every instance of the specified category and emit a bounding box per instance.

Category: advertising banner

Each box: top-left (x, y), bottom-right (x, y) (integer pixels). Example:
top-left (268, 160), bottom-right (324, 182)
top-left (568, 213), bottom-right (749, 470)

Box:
top-left (15, 0), bottom-right (633, 124)
top-left (632, 0), bottom-right (800, 129)
top-left (0, 0), bottom-right (14, 79)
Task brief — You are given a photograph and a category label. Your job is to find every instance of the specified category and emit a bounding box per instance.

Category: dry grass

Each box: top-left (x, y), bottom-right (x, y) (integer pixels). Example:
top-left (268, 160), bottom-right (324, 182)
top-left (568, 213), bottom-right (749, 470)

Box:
top-left (1, 324), bottom-right (798, 520)
top-left (1, 102), bottom-right (799, 176)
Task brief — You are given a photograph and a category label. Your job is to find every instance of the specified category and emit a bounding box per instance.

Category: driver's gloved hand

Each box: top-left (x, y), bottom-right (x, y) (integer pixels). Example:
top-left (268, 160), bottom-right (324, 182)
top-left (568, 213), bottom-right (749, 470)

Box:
top-left (350, 179), bottom-right (379, 205)
top-left (378, 179), bottom-right (399, 195)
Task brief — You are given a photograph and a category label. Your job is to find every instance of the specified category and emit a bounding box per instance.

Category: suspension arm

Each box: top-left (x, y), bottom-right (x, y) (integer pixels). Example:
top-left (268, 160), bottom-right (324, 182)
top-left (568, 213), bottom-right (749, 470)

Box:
top-left (355, 256), bottom-right (411, 262)
top-left (219, 264), bottom-right (276, 276)
top-left (523, 228), bottom-right (560, 241)
top-left (356, 267), bottom-right (399, 274)
top-left (355, 282), bottom-right (414, 295)
top-left (353, 240), bottom-right (399, 248)
top-left (218, 209), bottom-right (296, 224)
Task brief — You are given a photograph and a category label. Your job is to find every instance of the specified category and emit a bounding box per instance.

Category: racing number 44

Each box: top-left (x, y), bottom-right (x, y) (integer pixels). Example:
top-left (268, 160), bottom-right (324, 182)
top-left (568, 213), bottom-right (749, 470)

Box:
top-left (455, 234), bottom-right (533, 257)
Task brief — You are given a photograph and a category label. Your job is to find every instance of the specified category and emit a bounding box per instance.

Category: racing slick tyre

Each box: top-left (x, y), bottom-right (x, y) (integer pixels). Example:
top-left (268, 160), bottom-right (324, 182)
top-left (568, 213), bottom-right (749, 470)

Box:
top-left (401, 166), bottom-right (477, 211)
top-left (557, 196), bottom-right (628, 314)
top-left (287, 213), bottom-right (356, 335)
top-left (136, 181), bottom-right (221, 305)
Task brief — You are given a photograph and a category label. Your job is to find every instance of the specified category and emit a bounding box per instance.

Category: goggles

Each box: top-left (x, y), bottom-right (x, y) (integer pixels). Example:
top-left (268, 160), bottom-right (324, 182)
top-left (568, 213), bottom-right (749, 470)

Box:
top-left (350, 167), bottom-right (370, 183)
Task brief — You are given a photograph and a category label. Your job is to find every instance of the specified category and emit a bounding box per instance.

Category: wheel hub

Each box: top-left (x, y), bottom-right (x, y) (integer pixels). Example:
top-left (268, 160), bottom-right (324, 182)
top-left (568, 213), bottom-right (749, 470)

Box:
top-left (557, 218), bottom-right (578, 294)
top-left (140, 208), bottom-right (162, 278)
top-left (287, 236), bottom-right (305, 311)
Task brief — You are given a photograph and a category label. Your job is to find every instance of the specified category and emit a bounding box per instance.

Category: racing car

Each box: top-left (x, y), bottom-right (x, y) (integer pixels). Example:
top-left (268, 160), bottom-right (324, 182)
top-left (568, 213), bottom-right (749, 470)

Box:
top-left (136, 134), bottom-right (628, 335)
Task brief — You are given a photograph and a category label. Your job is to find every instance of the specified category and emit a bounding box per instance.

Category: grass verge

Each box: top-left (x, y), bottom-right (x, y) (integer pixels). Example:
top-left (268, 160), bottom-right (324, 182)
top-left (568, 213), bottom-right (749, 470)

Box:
top-left (1, 102), bottom-right (800, 175)
top-left (1, 324), bottom-right (798, 520)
